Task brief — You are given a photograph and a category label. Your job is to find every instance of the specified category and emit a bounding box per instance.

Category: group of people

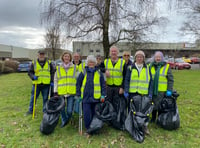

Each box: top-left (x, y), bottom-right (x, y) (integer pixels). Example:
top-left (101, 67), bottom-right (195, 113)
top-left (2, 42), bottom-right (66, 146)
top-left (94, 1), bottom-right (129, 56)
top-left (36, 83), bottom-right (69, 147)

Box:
top-left (26, 46), bottom-right (174, 136)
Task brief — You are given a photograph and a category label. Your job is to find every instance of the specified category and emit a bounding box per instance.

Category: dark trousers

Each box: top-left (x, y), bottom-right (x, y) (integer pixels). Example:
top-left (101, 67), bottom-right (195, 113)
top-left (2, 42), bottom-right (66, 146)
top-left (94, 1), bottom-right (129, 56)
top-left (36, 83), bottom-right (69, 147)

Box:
top-left (28, 84), bottom-right (50, 112)
top-left (83, 103), bottom-right (97, 129)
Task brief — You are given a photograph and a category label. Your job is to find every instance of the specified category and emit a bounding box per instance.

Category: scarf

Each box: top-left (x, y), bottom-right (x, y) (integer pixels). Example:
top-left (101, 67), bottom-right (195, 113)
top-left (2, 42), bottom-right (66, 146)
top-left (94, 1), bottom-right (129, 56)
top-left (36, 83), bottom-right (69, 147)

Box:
top-left (62, 62), bottom-right (72, 73)
top-left (150, 61), bottom-right (166, 96)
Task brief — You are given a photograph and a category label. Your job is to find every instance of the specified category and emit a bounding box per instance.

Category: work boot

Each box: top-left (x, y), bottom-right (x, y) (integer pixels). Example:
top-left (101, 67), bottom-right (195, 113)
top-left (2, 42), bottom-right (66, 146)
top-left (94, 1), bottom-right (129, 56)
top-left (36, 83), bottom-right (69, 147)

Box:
top-left (60, 120), bottom-right (68, 128)
top-left (25, 111), bottom-right (32, 116)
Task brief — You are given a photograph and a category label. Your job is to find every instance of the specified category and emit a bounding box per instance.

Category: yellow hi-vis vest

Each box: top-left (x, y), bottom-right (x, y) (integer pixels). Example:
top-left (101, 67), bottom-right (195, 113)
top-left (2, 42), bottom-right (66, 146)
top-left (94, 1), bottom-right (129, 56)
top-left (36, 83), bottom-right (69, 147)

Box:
top-left (81, 71), bottom-right (101, 99)
top-left (129, 66), bottom-right (150, 95)
top-left (57, 64), bottom-right (78, 95)
top-left (104, 58), bottom-right (125, 86)
top-left (33, 60), bottom-right (51, 84)
top-left (151, 64), bottom-right (169, 91)
top-left (78, 62), bottom-right (85, 73)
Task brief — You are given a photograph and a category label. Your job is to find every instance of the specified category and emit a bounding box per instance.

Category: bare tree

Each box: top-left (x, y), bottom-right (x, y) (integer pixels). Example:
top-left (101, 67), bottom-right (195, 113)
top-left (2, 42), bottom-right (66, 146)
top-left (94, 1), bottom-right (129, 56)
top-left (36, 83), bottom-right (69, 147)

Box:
top-left (41, 0), bottom-right (163, 57)
top-left (179, 0), bottom-right (200, 40)
top-left (45, 24), bottom-right (61, 60)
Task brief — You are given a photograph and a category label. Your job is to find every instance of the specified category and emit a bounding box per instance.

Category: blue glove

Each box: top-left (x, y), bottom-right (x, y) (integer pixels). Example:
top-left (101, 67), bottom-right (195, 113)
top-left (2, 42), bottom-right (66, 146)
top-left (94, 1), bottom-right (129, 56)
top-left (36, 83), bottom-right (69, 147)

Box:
top-left (166, 90), bottom-right (172, 97)
top-left (148, 94), bottom-right (152, 99)
top-left (124, 92), bottom-right (129, 99)
top-left (50, 82), bottom-right (54, 87)
top-left (33, 75), bottom-right (38, 80)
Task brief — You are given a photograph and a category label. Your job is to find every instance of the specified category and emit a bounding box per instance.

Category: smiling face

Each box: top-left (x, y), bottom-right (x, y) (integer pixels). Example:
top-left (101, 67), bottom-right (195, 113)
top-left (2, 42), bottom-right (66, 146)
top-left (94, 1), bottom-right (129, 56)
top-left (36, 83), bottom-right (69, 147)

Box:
top-left (154, 53), bottom-right (162, 63)
top-left (62, 53), bottom-right (71, 64)
top-left (38, 53), bottom-right (45, 61)
top-left (135, 54), bottom-right (144, 64)
top-left (73, 53), bottom-right (80, 64)
top-left (87, 60), bottom-right (96, 68)
top-left (110, 46), bottom-right (119, 60)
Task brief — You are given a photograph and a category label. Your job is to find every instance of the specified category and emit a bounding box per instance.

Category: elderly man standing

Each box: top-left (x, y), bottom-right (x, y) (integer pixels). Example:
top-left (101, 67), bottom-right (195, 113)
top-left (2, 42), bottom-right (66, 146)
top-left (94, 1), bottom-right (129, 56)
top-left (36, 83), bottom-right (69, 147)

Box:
top-left (103, 46), bottom-right (127, 111)
top-left (72, 52), bottom-right (85, 73)
top-left (26, 50), bottom-right (54, 115)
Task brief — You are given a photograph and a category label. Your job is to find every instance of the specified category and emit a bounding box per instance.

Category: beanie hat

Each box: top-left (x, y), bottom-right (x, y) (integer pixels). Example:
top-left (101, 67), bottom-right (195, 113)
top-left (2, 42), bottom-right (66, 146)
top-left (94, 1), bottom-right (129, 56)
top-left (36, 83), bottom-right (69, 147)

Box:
top-left (86, 55), bottom-right (97, 65)
top-left (134, 50), bottom-right (145, 59)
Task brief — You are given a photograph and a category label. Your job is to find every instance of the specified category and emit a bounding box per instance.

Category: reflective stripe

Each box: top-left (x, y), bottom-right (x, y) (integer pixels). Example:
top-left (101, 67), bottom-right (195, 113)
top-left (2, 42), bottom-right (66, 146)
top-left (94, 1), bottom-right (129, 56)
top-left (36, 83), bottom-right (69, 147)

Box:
top-left (120, 58), bottom-right (123, 72)
top-left (58, 83), bottom-right (76, 87)
top-left (73, 65), bottom-right (76, 78)
top-left (129, 86), bottom-right (149, 90)
top-left (106, 59), bottom-right (109, 69)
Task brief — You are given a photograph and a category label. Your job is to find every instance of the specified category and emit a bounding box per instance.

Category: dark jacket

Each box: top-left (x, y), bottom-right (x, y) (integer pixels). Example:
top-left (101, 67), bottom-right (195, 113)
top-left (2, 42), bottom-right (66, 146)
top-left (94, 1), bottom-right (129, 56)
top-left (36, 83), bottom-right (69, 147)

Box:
top-left (28, 58), bottom-right (54, 84)
top-left (76, 66), bottom-right (106, 103)
top-left (124, 62), bottom-right (153, 97)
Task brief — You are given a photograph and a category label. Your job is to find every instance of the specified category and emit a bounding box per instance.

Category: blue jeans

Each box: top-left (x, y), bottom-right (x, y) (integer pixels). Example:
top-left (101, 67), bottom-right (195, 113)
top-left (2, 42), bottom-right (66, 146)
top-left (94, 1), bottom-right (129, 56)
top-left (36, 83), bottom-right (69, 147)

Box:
top-left (28, 84), bottom-right (50, 113)
top-left (61, 96), bottom-right (75, 124)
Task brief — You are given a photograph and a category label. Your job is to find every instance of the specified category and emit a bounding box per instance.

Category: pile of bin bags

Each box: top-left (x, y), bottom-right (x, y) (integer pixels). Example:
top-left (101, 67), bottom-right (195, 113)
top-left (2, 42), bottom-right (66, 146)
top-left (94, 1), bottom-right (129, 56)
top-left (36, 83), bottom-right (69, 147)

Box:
top-left (87, 96), bottom-right (127, 134)
top-left (40, 96), bottom-right (65, 135)
top-left (157, 91), bottom-right (180, 130)
top-left (124, 95), bottom-right (154, 143)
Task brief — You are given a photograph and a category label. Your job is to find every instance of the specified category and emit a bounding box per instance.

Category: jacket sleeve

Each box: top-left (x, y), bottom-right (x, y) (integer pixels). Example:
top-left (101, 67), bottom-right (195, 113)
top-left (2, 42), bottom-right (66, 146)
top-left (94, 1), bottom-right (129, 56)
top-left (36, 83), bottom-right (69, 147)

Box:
top-left (148, 67), bottom-right (153, 97)
top-left (99, 61), bottom-right (106, 73)
top-left (121, 63), bottom-right (127, 89)
top-left (100, 72), bottom-right (106, 96)
top-left (50, 62), bottom-right (55, 83)
top-left (54, 71), bottom-right (58, 93)
top-left (124, 66), bottom-right (131, 93)
top-left (28, 62), bottom-right (35, 80)
top-left (167, 67), bottom-right (174, 91)
top-left (76, 72), bottom-right (84, 97)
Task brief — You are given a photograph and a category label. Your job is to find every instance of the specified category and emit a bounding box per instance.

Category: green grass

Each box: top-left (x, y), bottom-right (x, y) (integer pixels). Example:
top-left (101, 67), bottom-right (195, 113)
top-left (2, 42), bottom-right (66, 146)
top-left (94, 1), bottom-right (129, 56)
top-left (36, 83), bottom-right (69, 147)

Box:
top-left (0, 70), bottom-right (200, 147)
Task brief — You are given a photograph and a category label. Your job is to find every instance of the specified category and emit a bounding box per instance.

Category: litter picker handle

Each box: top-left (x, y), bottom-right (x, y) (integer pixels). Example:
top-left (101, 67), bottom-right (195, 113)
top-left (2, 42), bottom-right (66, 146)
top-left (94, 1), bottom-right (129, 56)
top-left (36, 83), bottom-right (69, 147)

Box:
top-left (79, 101), bottom-right (82, 135)
top-left (32, 83), bottom-right (37, 119)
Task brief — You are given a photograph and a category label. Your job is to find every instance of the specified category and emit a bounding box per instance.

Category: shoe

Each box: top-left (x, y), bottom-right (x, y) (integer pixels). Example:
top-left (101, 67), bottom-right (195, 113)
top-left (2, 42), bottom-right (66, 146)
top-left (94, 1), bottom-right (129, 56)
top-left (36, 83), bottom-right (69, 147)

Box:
top-left (144, 126), bottom-right (150, 135)
top-left (84, 132), bottom-right (90, 138)
top-left (60, 121), bottom-right (68, 128)
top-left (25, 111), bottom-right (32, 116)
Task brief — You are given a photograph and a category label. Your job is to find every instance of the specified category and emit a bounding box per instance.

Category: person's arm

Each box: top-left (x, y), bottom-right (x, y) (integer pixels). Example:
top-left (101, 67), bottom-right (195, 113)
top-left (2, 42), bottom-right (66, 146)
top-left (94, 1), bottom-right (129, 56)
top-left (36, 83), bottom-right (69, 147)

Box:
top-left (100, 72), bottom-right (106, 96)
top-left (148, 67), bottom-right (153, 97)
top-left (124, 66), bottom-right (131, 93)
top-left (54, 71), bottom-right (58, 93)
top-left (28, 62), bottom-right (35, 80)
top-left (167, 67), bottom-right (174, 91)
top-left (121, 63), bottom-right (127, 88)
top-left (99, 61), bottom-right (106, 73)
top-left (76, 72), bottom-right (84, 97)
top-left (50, 62), bottom-right (55, 83)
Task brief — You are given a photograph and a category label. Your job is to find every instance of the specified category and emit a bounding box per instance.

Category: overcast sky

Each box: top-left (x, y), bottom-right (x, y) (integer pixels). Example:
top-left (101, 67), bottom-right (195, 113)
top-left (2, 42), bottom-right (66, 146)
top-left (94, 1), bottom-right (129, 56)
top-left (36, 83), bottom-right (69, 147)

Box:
top-left (0, 0), bottom-right (195, 50)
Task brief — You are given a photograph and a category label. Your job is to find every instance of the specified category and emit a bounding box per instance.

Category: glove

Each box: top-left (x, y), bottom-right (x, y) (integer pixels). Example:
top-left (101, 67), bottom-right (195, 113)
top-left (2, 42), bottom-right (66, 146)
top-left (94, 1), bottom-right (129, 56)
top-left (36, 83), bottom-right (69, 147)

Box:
top-left (50, 82), bottom-right (54, 87)
top-left (166, 90), bottom-right (172, 97)
top-left (124, 92), bottom-right (129, 99)
top-left (33, 75), bottom-right (38, 80)
top-left (148, 94), bottom-right (152, 99)
top-left (100, 96), bottom-right (105, 103)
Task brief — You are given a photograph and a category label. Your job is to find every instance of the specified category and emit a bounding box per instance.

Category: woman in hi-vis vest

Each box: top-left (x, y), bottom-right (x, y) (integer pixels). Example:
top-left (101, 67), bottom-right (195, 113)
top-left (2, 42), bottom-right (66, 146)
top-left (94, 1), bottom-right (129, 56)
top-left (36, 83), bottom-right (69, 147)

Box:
top-left (149, 51), bottom-right (174, 123)
top-left (124, 50), bottom-right (153, 135)
top-left (76, 55), bottom-right (106, 137)
top-left (54, 51), bottom-right (79, 128)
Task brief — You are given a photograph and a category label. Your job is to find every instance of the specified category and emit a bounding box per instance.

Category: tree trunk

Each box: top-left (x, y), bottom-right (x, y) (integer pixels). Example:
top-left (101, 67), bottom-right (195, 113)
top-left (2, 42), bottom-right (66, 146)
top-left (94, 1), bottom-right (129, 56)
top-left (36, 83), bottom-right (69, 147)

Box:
top-left (103, 0), bottom-right (111, 58)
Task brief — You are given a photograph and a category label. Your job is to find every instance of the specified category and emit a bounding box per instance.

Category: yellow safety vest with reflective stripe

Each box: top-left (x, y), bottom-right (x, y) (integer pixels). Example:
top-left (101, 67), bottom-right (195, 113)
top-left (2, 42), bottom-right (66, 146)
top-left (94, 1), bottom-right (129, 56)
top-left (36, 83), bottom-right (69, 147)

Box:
top-left (33, 60), bottom-right (51, 84)
top-left (78, 62), bottom-right (85, 73)
top-left (129, 66), bottom-right (150, 95)
top-left (151, 64), bottom-right (169, 91)
top-left (57, 64), bottom-right (78, 95)
top-left (81, 71), bottom-right (101, 99)
top-left (104, 58), bottom-right (125, 86)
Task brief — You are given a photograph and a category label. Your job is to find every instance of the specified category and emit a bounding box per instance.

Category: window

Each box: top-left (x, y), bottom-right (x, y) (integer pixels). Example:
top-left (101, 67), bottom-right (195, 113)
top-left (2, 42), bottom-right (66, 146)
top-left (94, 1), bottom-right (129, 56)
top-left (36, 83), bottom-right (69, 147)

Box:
top-left (119, 50), bottom-right (123, 53)
top-left (96, 49), bottom-right (100, 52)
top-left (76, 49), bottom-right (80, 52)
top-left (90, 49), bottom-right (93, 52)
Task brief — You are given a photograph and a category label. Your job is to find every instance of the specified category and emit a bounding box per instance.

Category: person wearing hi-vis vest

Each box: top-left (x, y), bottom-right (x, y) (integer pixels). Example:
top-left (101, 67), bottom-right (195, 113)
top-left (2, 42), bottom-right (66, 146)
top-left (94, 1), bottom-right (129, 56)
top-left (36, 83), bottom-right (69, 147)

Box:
top-left (149, 51), bottom-right (174, 123)
top-left (76, 55), bottom-right (106, 136)
top-left (124, 50), bottom-right (153, 135)
top-left (26, 50), bottom-right (54, 115)
top-left (54, 51), bottom-right (79, 128)
top-left (72, 52), bottom-right (86, 73)
top-left (103, 46), bottom-right (127, 110)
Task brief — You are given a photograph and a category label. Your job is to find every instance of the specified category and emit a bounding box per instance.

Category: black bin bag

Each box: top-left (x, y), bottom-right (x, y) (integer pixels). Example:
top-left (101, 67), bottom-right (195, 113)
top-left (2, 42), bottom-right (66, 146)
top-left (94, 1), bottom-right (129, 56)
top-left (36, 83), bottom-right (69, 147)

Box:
top-left (157, 91), bottom-right (180, 130)
top-left (125, 95), bottom-right (154, 143)
top-left (40, 96), bottom-right (65, 135)
top-left (86, 115), bottom-right (103, 134)
top-left (95, 101), bottom-right (117, 122)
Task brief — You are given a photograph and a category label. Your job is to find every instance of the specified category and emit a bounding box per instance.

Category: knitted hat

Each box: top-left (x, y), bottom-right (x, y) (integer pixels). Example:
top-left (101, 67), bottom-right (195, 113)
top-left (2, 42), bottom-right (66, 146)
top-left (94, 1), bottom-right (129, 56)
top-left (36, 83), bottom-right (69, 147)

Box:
top-left (86, 55), bottom-right (97, 65)
top-left (134, 50), bottom-right (145, 59)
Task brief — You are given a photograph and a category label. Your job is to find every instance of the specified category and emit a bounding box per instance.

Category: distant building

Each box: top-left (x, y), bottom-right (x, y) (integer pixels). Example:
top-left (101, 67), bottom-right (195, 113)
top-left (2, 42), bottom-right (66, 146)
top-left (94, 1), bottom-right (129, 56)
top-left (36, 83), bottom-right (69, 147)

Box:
top-left (0, 44), bottom-right (71, 61)
top-left (73, 41), bottom-right (200, 59)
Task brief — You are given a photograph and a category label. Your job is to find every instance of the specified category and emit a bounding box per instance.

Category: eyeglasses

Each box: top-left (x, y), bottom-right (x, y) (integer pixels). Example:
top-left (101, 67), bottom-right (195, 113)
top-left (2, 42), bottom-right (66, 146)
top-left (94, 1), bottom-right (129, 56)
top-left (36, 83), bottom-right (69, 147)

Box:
top-left (123, 55), bottom-right (130, 57)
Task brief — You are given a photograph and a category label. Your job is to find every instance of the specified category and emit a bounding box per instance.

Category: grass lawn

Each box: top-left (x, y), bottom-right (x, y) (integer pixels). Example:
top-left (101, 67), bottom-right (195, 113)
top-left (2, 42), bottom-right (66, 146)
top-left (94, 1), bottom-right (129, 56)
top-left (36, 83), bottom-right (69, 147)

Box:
top-left (0, 70), bottom-right (200, 147)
